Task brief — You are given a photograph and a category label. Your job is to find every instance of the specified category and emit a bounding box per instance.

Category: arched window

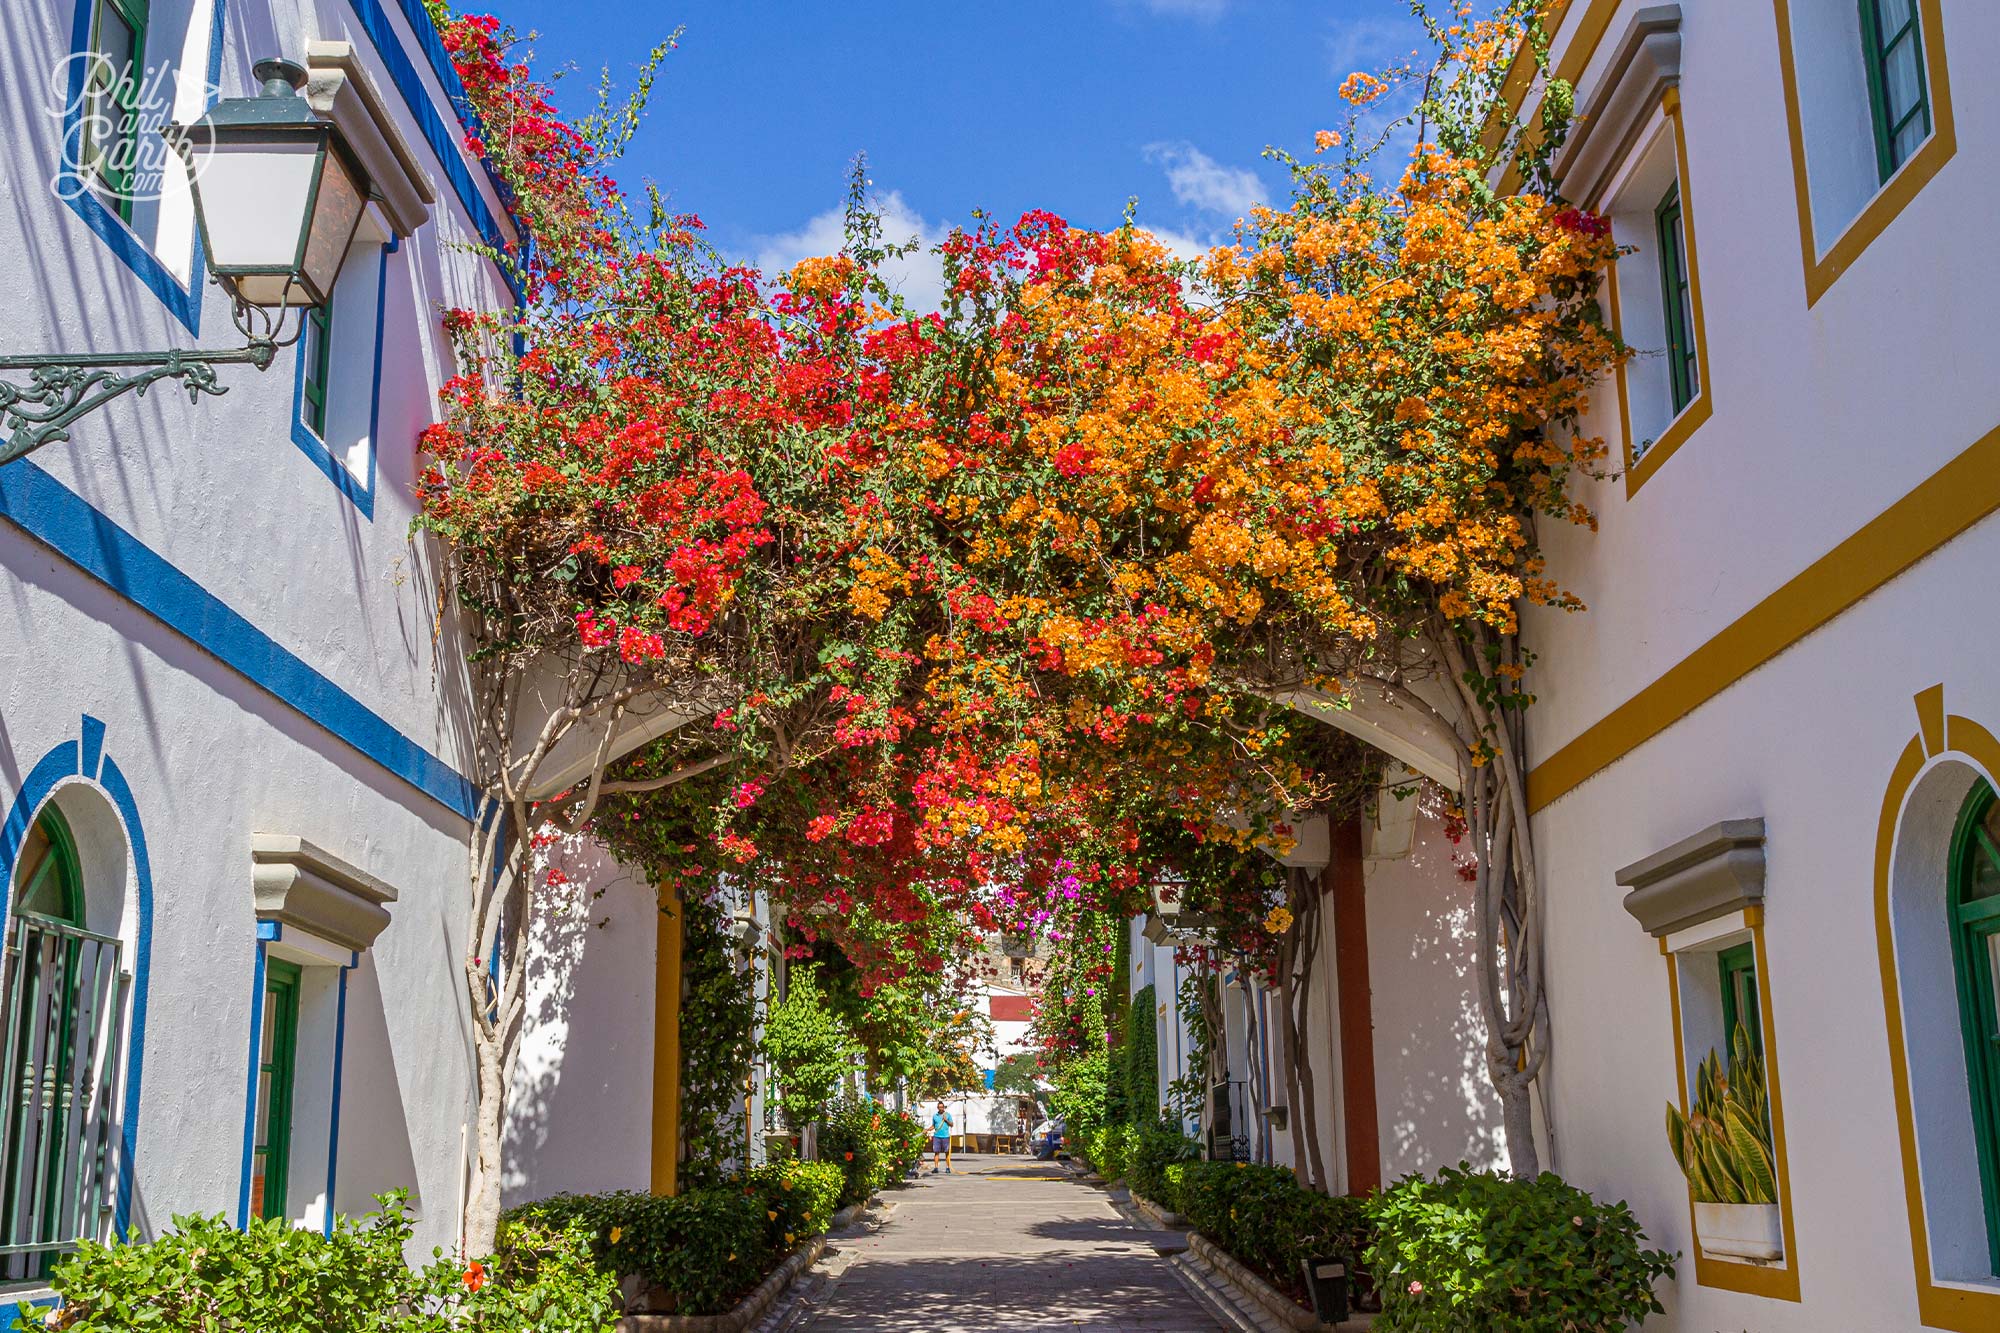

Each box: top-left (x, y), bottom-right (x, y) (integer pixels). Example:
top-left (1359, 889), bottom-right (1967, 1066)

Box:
top-left (1, 806), bottom-right (125, 1279)
top-left (1950, 782), bottom-right (2000, 1271)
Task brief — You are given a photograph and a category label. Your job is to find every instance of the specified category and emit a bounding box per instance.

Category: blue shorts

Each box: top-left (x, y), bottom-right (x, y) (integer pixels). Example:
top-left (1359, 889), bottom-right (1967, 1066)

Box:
top-left (932, 1136), bottom-right (949, 1152)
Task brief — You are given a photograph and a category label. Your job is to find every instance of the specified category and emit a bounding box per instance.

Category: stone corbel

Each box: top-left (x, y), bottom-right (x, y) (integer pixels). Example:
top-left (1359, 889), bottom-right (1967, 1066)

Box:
top-left (1616, 819), bottom-right (1764, 938)
top-left (1553, 4), bottom-right (1683, 209)
top-left (305, 41), bottom-right (437, 240)
top-left (252, 834), bottom-right (399, 954)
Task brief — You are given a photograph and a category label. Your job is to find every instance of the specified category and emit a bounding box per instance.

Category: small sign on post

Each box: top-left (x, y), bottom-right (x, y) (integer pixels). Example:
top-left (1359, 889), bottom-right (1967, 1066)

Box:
top-left (1301, 1257), bottom-right (1350, 1325)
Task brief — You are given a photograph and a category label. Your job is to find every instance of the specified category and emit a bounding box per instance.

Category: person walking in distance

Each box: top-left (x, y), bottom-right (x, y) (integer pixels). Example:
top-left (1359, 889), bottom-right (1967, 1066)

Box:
top-left (929, 1101), bottom-right (955, 1174)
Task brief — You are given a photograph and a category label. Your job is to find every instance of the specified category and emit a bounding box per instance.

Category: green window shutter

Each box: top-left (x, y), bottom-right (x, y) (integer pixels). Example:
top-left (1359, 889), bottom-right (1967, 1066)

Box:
top-left (301, 305), bottom-right (333, 437)
top-left (85, 0), bottom-right (151, 224)
top-left (1, 811), bottom-right (127, 1279)
top-left (253, 960), bottom-right (302, 1222)
top-left (1717, 942), bottom-right (1761, 1058)
top-left (1949, 782), bottom-right (2000, 1272)
top-left (1860, 0), bottom-right (1932, 181)
top-left (1654, 183), bottom-right (1698, 415)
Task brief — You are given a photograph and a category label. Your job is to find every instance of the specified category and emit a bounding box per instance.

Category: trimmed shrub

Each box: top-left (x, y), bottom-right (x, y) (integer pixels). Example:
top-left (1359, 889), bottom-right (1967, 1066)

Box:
top-left (1126, 1122), bottom-right (1198, 1206)
top-left (1174, 1162), bottom-right (1373, 1304)
top-left (743, 1159), bottom-right (844, 1255)
top-left (1366, 1166), bottom-right (1675, 1332)
top-left (28, 1195), bottom-right (617, 1332)
top-left (505, 1187), bottom-right (762, 1316)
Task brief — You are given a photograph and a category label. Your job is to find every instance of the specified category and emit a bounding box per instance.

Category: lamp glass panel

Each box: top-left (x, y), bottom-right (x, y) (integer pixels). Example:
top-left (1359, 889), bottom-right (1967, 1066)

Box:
top-left (185, 137), bottom-right (319, 271)
top-left (300, 147), bottom-right (365, 299)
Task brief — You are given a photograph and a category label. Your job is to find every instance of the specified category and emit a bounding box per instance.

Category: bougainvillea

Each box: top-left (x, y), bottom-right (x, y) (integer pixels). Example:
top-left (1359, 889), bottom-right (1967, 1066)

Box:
top-left (419, 0), bottom-right (1615, 1240)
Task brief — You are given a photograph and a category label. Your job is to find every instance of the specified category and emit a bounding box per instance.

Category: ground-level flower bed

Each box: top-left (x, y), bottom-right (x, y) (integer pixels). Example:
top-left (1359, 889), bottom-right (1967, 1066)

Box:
top-left (504, 1159), bottom-right (846, 1318)
top-left (21, 1194), bottom-right (619, 1332)
top-left (1111, 1128), bottom-right (1676, 1333)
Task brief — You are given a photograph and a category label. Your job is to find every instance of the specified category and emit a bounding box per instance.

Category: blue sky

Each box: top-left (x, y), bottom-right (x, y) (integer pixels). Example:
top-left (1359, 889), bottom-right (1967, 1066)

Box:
top-left (470, 0), bottom-right (1423, 304)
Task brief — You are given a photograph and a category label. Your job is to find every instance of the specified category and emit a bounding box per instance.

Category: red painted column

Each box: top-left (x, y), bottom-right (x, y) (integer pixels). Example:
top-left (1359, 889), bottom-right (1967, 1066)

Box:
top-left (1329, 816), bottom-right (1380, 1194)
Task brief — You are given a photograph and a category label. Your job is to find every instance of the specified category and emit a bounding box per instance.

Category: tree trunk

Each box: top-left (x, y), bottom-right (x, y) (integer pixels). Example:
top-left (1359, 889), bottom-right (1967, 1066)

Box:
top-left (1287, 871), bottom-right (1329, 1192)
top-left (464, 1020), bottom-right (510, 1255)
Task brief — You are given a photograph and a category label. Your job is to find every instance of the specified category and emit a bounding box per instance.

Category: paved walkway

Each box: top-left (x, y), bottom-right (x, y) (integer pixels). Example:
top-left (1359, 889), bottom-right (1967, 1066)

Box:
top-left (791, 1154), bottom-right (1224, 1332)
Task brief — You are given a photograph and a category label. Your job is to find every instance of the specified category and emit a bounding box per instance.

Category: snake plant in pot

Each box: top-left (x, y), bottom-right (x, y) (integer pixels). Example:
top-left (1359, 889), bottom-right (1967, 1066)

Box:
top-left (1665, 1023), bottom-right (1781, 1262)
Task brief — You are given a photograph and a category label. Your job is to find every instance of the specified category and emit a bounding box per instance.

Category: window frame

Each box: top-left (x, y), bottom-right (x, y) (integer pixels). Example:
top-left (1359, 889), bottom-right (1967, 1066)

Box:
top-left (300, 304), bottom-right (333, 439)
top-left (1718, 941), bottom-right (1762, 1058)
top-left (1654, 181), bottom-right (1699, 417)
top-left (1859, 0), bottom-right (1933, 183)
top-left (84, 0), bottom-right (150, 225)
top-left (1948, 781), bottom-right (2000, 1273)
top-left (253, 960), bottom-right (302, 1223)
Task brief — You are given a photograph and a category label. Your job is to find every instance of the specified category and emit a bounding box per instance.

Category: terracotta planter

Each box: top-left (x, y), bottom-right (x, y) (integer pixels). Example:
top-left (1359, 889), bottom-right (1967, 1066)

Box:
top-left (1693, 1201), bottom-right (1782, 1262)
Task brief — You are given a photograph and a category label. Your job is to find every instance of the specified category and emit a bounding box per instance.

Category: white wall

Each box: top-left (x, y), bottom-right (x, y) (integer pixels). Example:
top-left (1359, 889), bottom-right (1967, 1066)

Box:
top-left (504, 839), bottom-right (658, 1205)
top-left (1364, 811), bottom-right (1508, 1180)
top-left (0, 0), bottom-right (521, 1266)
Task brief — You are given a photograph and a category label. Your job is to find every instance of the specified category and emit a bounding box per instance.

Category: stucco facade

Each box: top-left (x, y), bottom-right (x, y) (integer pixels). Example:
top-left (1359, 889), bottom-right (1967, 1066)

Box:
top-left (1520, 2), bottom-right (2000, 1328)
top-left (0, 0), bottom-right (640, 1298)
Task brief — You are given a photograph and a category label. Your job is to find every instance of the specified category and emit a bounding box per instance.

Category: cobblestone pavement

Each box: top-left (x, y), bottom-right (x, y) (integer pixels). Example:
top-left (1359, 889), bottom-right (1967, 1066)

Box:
top-left (788, 1154), bottom-right (1224, 1332)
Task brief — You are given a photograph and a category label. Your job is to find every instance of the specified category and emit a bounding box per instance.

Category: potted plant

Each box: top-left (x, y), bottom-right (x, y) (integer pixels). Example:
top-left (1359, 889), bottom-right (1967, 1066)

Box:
top-left (1665, 1022), bottom-right (1781, 1262)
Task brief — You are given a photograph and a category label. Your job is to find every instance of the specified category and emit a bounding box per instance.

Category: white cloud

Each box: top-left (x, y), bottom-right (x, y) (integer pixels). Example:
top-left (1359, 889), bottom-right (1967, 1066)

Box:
top-left (751, 189), bottom-right (948, 314)
top-left (1144, 142), bottom-right (1269, 220)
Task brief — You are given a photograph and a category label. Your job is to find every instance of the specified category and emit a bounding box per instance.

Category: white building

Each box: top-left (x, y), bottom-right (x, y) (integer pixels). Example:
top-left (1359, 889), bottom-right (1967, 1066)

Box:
top-left (0, 0), bottom-right (659, 1305)
top-left (1148, 4), bottom-right (2000, 1330)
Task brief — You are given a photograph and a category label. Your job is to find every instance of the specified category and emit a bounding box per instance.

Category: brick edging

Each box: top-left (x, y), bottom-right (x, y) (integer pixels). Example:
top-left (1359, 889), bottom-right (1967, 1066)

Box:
top-left (617, 1235), bottom-right (829, 1333)
top-left (1182, 1231), bottom-right (1332, 1333)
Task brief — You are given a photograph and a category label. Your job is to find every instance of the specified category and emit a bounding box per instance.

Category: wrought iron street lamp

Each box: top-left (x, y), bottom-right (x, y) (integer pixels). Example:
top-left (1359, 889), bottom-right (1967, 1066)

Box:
top-left (0, 60), bottom-right (373, 466)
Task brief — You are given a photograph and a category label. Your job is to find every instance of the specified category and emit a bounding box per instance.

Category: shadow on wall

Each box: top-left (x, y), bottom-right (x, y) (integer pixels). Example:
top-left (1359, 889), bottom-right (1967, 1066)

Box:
top-left (502, 839), bottom-right (656, 1205)
top-left (336, 955), bottom-right (425, 1223)
top-left (1370, 810), bottom-right (1508, 1178)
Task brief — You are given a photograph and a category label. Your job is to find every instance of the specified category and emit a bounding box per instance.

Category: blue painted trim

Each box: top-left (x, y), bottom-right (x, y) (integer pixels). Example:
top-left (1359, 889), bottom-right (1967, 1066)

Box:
top-left (285, 245), bottom-right (385, 521)
top-left (0, 720), bottom-right (154, 1242)
top-left (53, 0), bottom-right (228, 334)
top-left (256, 920), bottom-right (283, 943)
top-left (0, 461), bottom-right (477, 821)
top-left (79, 715), bottom-right (105, 780)
top-left (323, 959), bottom-right (355, 1236)
top-left (238, 938), bottom-right (270, 1228)
top-left (342, 0), bottom-right (522, 305)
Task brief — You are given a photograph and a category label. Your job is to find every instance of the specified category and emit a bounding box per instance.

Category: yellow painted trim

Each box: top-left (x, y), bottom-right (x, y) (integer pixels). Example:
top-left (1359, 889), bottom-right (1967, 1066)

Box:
top-left (1482, 0), bottom-right (1577, 157)
top-left (1770, 0), bottom-right (1956, 309)
top-left (1917, 684), bottom-right (1947, 758)
top-left (651, 892), bottom-right (684, 1196)
top-left (1873, 701), bottom-right (2000, 1330)
top-left (1497, 0), bottom-right (1624, 195)
top-left (1611, 90), bottom-right (1714, 497)
top-left (1528, 420), bottom-right (2000, 812)
top-left (1663, 910), bottom-right (1802, 1301)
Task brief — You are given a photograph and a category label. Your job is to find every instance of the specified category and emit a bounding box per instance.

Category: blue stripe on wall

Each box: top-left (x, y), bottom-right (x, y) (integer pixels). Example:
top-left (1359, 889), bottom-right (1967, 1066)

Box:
top-left (0, 462), bottom-right (476, 820)
top-left (344, 0), bottom-right (523, 304)
top-left (237, 938), bottom-right (270, 1228)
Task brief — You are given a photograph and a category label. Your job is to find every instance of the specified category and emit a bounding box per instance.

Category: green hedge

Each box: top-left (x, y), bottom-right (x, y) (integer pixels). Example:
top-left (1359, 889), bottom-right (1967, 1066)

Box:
top-left (1079, 1123), bottom-right (1136, 1181)
top-left (1170, 1162), bottom-right (1372, 1304)
top-left (504, 1161), bottom-right (845, 1317)
top-left (1367, 1167), bottom-right (1674, 1332)
top-left (25, 1195), bottom-right (617, 1332)
top-left (1125, 1122), bottom-right (1198, 1206)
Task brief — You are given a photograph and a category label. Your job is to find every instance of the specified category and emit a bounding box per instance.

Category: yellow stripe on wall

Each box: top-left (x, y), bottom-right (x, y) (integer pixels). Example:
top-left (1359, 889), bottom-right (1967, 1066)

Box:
top-left (652, 892), bottom-right (684, 1196)
top-left (1530, 423), bottom-right (2000, 812)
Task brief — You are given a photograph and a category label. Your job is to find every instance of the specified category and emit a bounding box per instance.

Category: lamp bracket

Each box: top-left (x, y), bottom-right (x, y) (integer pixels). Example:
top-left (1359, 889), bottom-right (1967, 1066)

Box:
top-left (0, 296), bottom-right (303, 466)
